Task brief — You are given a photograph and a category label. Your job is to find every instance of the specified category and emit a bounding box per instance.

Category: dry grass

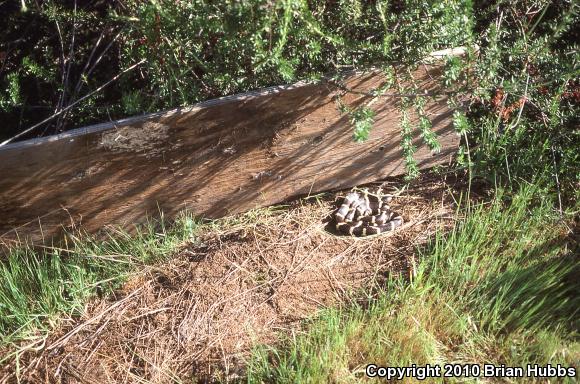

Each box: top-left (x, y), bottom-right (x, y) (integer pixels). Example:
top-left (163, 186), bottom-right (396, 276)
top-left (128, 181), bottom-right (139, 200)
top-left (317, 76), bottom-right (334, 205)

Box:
top-left (1, 174), bottom-right (474, 383)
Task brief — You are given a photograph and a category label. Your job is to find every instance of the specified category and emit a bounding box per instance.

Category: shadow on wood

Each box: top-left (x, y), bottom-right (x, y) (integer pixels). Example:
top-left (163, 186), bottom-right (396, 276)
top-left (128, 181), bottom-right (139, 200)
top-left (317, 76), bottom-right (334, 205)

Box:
top-left (0, 64), bottom-right (459, 247)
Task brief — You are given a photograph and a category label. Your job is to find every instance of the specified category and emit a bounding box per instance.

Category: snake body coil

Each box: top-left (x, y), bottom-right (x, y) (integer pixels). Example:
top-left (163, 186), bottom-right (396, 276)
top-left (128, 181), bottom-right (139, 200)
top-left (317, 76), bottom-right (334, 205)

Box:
top-left (334, 188), bottom-right (403, 236)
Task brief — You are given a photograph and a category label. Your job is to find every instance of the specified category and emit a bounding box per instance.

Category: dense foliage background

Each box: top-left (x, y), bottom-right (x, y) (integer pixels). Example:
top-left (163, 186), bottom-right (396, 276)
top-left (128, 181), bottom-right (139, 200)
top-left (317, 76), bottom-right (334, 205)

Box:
top-left (0, 0), bottom-right (578, 201)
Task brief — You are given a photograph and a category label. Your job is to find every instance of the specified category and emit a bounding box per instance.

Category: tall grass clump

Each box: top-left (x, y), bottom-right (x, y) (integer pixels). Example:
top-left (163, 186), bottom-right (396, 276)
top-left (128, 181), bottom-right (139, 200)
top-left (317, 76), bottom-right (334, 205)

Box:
top-left (245, 188), bottom-right (579, 382)
top-left (0, 214), bottom-right (202, 360)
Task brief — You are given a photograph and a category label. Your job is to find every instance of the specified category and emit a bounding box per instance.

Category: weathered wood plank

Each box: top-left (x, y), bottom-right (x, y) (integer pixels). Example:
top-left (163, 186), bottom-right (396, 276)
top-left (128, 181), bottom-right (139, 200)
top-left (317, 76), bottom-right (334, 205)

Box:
top-left (0, 63), bottom-right (459, 246)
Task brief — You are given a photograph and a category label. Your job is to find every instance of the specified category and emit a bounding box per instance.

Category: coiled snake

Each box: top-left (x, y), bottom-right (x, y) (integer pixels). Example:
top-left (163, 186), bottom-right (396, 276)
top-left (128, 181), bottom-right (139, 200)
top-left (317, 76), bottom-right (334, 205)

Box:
top-left (334, 188), bottom-right (403, 236)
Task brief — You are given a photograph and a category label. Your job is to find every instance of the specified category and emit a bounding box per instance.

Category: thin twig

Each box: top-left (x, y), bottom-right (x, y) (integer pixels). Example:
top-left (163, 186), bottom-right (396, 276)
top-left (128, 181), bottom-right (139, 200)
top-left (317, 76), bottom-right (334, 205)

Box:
top-left (47, 287), bottom-right (143, 351)
top-left (60, 29), bottom-right (120, 125)
top-left (55, 0), bottom-right (78, 133)
top-left (52, 19), bottom-right (67, 136)
top-left (551, 145), bottom-right (563, 217)
top-left (507, 73), bottom-right (530, 132)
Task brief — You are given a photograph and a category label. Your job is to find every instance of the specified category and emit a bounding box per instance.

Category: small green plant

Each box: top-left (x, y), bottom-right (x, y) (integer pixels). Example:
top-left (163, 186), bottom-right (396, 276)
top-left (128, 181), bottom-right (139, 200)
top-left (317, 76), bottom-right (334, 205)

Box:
top-left (400, 108), bottom-right (420, 179)
top-left (416, 96), bottom-right (441, 152)
top-left (350, 107), bottom-right (376, 143)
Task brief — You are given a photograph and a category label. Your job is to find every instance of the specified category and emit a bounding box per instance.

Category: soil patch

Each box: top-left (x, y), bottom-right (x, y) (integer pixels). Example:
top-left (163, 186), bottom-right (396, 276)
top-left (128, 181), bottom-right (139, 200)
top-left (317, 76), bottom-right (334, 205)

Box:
top-left (1, 174), bottom-right (480, 383)
top-left (100, 122), bottom-right (171, 156)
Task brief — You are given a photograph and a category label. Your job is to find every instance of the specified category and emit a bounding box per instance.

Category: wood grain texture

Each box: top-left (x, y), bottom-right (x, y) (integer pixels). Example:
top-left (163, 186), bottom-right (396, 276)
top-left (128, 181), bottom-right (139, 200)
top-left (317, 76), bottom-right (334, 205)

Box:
top-left (0, 64), bottom-right (459, 246)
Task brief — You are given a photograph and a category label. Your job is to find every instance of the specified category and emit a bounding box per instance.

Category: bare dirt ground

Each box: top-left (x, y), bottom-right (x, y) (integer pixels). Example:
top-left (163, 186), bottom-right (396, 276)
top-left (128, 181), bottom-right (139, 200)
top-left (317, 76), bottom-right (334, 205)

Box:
top-left (1, 173), bottom-right (481, 383)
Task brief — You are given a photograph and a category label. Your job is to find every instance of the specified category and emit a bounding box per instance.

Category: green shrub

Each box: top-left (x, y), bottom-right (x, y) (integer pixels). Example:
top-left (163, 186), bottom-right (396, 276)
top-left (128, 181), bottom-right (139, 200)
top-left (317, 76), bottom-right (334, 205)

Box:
top-left (466, 0), bottom-right (579, 204)
top-left (117, 0), bottom-right (472, 108)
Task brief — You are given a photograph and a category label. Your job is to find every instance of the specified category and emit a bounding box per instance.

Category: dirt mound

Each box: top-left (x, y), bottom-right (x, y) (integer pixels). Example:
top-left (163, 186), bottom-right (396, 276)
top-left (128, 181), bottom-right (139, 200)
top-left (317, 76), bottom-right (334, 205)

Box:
top-left (2, 175), bottom-right (469, 383)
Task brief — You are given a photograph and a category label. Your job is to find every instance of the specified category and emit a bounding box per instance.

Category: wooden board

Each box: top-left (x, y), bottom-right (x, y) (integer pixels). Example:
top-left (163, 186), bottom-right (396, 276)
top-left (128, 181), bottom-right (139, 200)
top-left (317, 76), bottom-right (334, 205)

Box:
top-left (0, 63), bottom-right (459, 246)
